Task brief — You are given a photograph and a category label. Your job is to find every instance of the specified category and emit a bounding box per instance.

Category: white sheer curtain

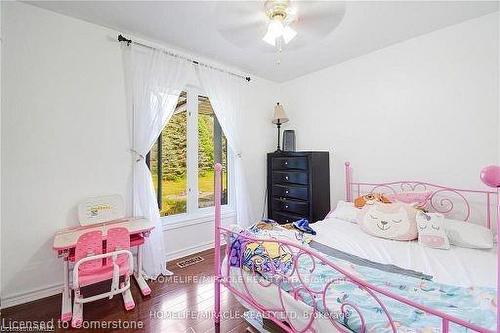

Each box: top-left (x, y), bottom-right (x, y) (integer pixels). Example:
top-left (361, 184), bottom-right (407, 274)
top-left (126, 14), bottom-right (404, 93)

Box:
top-left (130, 45), bottom-right (191, 278)
top-left (195, 65), bottom-right (252, 227)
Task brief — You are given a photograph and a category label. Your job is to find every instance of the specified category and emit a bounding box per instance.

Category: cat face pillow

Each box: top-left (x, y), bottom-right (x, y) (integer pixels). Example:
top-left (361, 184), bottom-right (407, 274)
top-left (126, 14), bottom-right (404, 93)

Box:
top-left (415, 211), bottom-right (450, 249)
top-left (358, 202), bottom-right (418, 241)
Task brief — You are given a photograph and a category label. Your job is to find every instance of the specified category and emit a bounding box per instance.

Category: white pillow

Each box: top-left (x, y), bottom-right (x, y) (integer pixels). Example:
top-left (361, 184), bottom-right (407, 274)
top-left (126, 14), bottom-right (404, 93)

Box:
top-left (416, 212), bottom-right (450, 250)
top-left (443, 218), bottom-right (494, 249)
top-left (329, 200), bottom-right (358, 223)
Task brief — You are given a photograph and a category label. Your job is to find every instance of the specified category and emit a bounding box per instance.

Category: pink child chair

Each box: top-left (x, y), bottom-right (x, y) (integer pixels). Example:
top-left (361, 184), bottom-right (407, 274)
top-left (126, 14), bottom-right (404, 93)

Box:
top-left (71, 227), bottom-right (135, 328)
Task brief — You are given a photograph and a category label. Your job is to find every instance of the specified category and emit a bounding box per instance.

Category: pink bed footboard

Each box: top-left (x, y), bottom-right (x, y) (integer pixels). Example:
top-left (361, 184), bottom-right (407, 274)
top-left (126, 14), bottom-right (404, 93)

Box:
top-left (213, 162), bottom-right (500, 332)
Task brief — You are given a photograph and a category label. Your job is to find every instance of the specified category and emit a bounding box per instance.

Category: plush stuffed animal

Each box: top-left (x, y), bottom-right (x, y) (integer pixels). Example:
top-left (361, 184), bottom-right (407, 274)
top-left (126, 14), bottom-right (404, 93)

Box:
top-left (415, 211), bottom-right (450, 249)
top-left (354, 193), bottom-right (392, 208)
top-left (358, 202), bottom-right (418, 241)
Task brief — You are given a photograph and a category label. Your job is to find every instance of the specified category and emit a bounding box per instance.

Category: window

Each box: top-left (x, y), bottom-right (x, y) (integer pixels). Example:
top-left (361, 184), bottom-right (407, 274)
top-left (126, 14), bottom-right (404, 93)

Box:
top-left (198, 96), bottom-right (228, 208)
top-left (148, 92), bottom-right (188, 217)
top-left (148, 89), bottom-right (230, 218)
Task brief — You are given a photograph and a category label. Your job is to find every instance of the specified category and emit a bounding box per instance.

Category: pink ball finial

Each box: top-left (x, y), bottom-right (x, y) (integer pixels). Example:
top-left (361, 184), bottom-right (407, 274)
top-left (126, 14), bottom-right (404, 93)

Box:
top-left (214, 163), bottom-right (223, 172)
top-left (480, 165), bottom-right (500, 188)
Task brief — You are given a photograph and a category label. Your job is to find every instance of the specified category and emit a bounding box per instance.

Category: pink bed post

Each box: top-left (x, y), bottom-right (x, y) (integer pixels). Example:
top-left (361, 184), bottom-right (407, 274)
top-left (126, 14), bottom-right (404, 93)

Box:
top-left (214, 163), bottom-right (223, 325)
top-left (345, 161), bottom-right (352, 202)
top-left (480, 165), bottom-right (500, 333)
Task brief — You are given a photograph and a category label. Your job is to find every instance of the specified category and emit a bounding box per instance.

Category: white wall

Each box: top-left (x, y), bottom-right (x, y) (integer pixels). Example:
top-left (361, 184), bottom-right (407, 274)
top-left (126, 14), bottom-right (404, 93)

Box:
top-left (1, 1), bottom-right (276, 306)
top-left (1, 1), bottom-right (131, 305)
top-left (280, 13), bottom-right (499, 207)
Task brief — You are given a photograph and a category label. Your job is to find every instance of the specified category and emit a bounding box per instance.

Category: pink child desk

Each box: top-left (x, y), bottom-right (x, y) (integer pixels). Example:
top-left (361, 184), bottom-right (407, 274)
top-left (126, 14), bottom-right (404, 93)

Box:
top-left (53, 217), bottom-right (154, 322)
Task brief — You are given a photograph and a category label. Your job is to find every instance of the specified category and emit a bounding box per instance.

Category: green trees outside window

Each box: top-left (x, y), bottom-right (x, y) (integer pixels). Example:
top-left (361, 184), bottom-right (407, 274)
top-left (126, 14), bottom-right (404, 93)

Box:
top-left (148, 91), bottom-right (228, 217)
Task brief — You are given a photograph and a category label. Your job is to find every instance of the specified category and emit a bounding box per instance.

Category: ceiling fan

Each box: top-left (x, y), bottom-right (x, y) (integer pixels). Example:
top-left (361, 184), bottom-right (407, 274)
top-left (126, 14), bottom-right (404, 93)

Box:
top-left (216, 1), bottom-right (346, 63)
top-left (262, 0), bottom-right (298, 47)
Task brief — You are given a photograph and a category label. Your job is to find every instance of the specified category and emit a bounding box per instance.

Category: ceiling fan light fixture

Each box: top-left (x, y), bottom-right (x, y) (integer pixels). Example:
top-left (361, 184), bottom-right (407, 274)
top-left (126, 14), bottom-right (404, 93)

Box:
top-left (262, 31), bottom-right (277, 46)
top-left (282, 26), bottom-right (297, 44)
top-left (263, 19), bottom-right (285, 46)
top-left (262, 17), bottom-right (297, 46)
top-left (262, 0), bottom-right (297, 47)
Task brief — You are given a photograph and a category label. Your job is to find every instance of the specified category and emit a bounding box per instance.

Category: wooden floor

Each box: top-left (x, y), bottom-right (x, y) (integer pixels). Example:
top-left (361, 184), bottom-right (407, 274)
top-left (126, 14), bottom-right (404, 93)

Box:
top-left (1, 248), bottom-right (250, 333)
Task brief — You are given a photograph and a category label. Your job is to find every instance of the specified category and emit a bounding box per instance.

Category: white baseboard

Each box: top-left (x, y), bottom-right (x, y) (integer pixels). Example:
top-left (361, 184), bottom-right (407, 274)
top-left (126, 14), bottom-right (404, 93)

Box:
top-left (165, 240), bottom-right (215, 261)
top-left (1, 283), bottom-right (63, 309)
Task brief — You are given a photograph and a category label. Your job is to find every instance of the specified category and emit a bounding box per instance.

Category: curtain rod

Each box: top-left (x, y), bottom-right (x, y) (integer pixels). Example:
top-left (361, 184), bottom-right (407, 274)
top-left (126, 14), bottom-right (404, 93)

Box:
top-left (118, 34), bottom-right (251, 82)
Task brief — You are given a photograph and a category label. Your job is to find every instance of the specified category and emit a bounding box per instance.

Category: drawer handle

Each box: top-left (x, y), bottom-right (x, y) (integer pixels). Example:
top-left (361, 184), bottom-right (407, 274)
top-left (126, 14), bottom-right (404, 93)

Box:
top-left (285, 190), bottom-right (289, 194)
top-left (285, 176), bottom-right (289, 180)
top-left (286, 219), bottom-right (289, 223)
top-left (284, 161), bottom-right (288, 165)
top-left (285, 205), bottom-right (289, 209)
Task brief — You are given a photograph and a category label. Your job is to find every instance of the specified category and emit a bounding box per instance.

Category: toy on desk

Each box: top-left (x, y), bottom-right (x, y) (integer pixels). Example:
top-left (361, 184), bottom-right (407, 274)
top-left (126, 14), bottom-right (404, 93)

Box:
top-left (53, 194), bottom-right (155, 327)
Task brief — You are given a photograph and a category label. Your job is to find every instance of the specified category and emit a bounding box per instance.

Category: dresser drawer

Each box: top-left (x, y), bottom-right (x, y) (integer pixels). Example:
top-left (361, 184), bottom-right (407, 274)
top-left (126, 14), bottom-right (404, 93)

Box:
top-left (268, 151), bottom-right (330, 225)
top-left (272, 198), bottom-right (309, 216)
top-left (273, 211), bottom-right (305, 225)
top-left (272, 171), bottom-right (308, 185)
top-left (272, 157), bottom-right (308, 170)
top-left (273, 184), bottom-right (308, 201)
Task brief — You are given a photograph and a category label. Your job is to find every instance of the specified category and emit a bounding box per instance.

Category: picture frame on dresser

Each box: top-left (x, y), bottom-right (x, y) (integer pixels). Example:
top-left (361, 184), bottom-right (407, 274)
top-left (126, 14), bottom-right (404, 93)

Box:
top-left (267, 151), bottom-right (331, 224)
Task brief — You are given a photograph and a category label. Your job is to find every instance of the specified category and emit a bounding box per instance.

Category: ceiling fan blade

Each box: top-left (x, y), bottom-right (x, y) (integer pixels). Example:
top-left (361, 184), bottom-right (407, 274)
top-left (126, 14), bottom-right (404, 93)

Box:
top-left (293, 1), bottom-right (343, 16)
top-left (217, 16), bottom-right (266, 32)
top-left (214, 0), bottom-right (346, 51)
top-left (218, 21), bottom-right (267, 37)
top-left (215, 1), bottom-right (269, 48)
top-left (290, 2), bottom-right (346, 38)
top-left (215, 1), bottom-right (266, 22)
top-left (218, 21), bottom-right (269, 48)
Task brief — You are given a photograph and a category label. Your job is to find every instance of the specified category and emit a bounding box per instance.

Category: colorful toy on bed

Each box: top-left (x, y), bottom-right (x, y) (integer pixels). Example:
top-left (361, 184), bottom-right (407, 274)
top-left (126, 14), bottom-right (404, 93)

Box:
top-left (416, 211), bottom-right (450, 249)
top-left (228, 222), bottom-right (311, 275)
top-left (358, 201), bottom-right (418, 240)
top-left (292, 218), bottom-right (316, 235)
top-left (354, 192), bottom-right (392, 208)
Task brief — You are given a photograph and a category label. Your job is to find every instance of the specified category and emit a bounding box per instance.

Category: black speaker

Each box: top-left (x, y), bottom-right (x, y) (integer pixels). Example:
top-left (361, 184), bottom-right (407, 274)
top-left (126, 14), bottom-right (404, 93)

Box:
top-left (283, 130), bottom-right (296, 151)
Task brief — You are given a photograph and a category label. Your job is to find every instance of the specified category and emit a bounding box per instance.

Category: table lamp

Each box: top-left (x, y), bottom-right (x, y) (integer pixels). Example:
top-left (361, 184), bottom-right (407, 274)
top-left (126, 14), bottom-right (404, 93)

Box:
top-left (272, 102), bottom-right (289, 151)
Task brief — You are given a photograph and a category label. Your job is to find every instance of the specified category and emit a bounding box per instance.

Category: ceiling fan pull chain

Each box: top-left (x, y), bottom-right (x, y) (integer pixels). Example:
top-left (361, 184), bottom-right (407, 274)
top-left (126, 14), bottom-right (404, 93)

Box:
top-left (276, 38), bottom-right (282, 65)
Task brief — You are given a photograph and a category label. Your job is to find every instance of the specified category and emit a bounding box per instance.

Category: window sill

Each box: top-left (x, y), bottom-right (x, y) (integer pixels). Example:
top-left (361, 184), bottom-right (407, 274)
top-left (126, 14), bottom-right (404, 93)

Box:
top-left (161, 208), bottom-right (236, 231)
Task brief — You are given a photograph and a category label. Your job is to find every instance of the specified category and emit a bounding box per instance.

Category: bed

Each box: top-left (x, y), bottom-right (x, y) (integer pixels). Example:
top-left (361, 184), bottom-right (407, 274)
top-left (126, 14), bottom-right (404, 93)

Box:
top-left (212, 162), bottom-right (500, 333)
top-left (312, 218), bottom-right (496, 289)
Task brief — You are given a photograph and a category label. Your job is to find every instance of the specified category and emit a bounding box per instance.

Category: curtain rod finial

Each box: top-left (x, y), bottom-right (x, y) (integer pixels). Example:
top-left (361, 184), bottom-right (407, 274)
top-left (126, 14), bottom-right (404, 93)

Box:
top-left (118, 34), bottom-right (132, 45)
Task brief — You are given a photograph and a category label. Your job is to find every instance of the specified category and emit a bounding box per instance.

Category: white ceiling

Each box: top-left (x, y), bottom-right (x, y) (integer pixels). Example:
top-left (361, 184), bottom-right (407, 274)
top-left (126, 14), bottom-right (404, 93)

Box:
top-left (28, 1), bottom-right (499, 82)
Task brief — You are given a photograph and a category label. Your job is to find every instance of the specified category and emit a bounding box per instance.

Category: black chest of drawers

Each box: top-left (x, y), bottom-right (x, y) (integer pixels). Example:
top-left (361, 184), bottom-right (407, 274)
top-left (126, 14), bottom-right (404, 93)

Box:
top-left (267, 151), bottom-right (330, 224)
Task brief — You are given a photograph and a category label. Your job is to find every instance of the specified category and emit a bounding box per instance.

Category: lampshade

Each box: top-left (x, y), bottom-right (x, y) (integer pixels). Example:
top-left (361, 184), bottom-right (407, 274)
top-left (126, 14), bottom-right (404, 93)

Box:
top-left (272, 102), bottom-right (289, 124)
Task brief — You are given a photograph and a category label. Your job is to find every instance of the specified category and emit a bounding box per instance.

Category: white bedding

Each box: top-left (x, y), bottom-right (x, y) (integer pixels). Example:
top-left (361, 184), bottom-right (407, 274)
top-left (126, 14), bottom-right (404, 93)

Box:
top-left (313, 217), bottom-right (497, 288)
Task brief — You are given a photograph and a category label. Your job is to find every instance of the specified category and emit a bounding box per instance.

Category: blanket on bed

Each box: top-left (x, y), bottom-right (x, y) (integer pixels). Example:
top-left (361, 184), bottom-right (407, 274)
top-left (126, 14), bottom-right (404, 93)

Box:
top-left (309, 240), bottom-right (433, 281)
top-left (227, 223), bottom-right (497, 333)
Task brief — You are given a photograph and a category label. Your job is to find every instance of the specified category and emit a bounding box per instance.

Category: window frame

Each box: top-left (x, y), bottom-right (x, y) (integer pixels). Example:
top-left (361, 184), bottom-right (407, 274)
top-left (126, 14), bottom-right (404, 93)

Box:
top-left (149, 85), bottom-right (235, 226)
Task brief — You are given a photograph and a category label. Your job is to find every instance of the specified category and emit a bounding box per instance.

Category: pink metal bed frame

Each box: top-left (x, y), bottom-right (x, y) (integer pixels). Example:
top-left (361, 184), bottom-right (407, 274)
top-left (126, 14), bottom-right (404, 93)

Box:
top-left (213, 162), bottom-right (500, 332)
